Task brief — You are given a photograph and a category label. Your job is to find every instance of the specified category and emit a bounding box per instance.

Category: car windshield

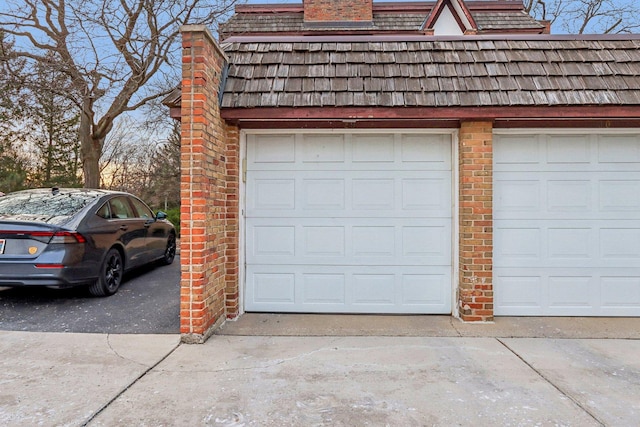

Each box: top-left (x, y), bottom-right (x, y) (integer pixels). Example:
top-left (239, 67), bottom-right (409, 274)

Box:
top-left (0, 191), bottom-right (98, 217)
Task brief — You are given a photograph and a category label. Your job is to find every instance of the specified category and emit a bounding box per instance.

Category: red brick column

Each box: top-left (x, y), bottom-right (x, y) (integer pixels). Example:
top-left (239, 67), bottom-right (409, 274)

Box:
top-left (458, 121), bottom-right (494, 322)
top-left (180, 25), bottom-right (238, 343)
top-left (224, 124), bottom-right (240, 318)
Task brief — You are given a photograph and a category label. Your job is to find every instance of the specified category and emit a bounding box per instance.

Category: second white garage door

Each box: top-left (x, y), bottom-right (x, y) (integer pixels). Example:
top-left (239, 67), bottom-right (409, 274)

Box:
top-left (494, 131), bottom-right (640, 316)
top-left (245, 131), bottom-right (453, 313)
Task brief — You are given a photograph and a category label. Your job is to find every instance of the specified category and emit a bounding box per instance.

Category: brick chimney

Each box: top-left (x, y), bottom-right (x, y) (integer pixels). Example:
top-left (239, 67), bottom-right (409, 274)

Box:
top-left (304, 0), bottom-right (373, 22)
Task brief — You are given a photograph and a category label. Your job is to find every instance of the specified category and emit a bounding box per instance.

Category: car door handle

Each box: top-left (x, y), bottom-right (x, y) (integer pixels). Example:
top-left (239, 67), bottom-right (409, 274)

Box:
top-left (119, 225), bottom-right (128, 231)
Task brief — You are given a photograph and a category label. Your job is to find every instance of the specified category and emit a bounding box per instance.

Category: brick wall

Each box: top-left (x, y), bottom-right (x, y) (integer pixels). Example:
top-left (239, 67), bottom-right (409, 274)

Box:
top-left (224, 124), bottom-right (240, 318)
top-left (180, 25), bottom-right (238, 343)
top-left (303, 0), bottom-right (373, 22)
top-left (458, 121), bottom-right (494, 322)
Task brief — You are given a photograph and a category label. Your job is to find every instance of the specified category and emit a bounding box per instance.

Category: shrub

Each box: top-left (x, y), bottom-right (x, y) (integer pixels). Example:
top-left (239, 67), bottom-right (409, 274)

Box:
top-left (163, 206), bottom-right (181, 237)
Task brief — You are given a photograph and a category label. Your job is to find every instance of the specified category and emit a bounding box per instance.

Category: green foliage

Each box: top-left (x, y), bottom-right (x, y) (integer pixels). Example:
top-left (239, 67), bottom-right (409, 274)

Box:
top-left (28, 54), bottom-right (82, 188)
top-left (0, 32), bottom-right (29, 192)
top-left (163, 206), bottom-right (181, 236)
top-left (0, 150), bottom-right (28, 192)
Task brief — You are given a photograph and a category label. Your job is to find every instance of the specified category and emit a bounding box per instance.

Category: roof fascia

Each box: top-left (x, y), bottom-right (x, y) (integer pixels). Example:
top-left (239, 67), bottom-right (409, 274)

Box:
top-left (221, 33), bottom-right (640, 43)
top-left (224, 118), bottom-right (640, 130)
top-left (221, 106), bottom-right (640, 123)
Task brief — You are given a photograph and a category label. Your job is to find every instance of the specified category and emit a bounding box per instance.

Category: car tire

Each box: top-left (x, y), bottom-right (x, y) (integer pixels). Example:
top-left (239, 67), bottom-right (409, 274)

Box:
top-left (160, 233), bottom-right (177, 265)
top-left (89, 248), bottom-right (123, 297)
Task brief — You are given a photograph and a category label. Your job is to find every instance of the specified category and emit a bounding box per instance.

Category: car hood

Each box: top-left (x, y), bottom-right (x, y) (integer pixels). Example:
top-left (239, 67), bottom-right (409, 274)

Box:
top-left (0, 213), bottom-right (73, 227)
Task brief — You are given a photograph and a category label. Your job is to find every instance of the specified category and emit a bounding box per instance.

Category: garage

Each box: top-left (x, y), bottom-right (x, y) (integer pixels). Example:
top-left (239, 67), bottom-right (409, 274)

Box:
top-left (494, 131), bottom-right (640, 316)
top-left (244, 131), bottom-right (454, 313)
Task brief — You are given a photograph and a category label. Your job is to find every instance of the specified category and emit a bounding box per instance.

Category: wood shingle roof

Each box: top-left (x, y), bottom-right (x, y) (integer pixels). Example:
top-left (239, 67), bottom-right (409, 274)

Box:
top-left (219, 2), bottom-right (546, 38)
top-left (220, 36), bottom-right (640, 110)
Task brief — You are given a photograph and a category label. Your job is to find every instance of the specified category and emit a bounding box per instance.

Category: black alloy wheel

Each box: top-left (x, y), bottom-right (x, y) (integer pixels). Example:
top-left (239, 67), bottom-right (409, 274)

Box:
top-left (161, 233), bottom-right (177, 265)
top-left (89, 248), bottom-right (124, 296)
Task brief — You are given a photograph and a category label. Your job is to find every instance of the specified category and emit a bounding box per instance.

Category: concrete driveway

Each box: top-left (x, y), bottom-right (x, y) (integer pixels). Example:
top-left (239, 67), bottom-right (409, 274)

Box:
top-left (1, 316), bottom-right (639, 426)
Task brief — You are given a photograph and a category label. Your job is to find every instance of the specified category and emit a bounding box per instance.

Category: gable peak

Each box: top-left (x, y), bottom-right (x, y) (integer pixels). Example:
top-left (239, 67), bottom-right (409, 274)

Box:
top-left (423, 0), bottom-right (478, 35)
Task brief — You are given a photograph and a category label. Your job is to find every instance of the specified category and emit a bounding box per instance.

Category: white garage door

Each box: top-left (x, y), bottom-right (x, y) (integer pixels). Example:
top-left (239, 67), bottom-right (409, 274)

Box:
top-left (245, 132), bottom-right (453, 313)
top-left (494, 132), bottom-right (640, 316)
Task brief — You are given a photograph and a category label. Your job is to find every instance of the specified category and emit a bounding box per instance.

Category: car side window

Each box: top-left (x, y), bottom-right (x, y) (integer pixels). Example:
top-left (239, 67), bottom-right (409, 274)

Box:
top-left (96, 202), bottom-right (111, 219)
top-left (109, 197), bottom-right (135, 219)
top-left (129, 197), bottom-right (154, 219)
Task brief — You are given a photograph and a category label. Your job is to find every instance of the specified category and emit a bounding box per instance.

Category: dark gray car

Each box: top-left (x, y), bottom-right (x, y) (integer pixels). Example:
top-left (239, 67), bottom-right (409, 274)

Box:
top-left (0, 188), bottom-right (176, 296)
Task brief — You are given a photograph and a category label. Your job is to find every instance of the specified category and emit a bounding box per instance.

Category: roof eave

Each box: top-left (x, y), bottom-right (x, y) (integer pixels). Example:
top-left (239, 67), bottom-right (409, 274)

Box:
top-left (220, 106), bottom-right (640, 124)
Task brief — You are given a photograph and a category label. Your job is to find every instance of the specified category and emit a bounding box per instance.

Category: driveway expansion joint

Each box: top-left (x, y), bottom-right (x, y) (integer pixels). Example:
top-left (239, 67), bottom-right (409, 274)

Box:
top-left (80, 339), bottom-right (182, 426)
top-left (496, 338), bottom-right (605, 427)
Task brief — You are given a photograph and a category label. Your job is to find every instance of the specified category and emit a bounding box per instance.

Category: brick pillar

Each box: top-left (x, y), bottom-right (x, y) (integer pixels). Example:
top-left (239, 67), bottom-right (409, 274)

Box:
top-left (458, 121), bottom-right (494, 322)
top-left (180, 25), bottom-right (238, 343)
top-left (224, 123), bottom-right (240, 318)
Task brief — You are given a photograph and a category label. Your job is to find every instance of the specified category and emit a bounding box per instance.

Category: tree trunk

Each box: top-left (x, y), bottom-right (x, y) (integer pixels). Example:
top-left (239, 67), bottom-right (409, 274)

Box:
top-left (82, 142), bottom-right (101, 188)
top-left (79, 100), bottom-right (102, 188)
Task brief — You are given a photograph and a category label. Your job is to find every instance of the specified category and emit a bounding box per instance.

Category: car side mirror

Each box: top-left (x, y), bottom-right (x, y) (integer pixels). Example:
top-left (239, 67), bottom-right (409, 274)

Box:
top-left (156, 211), bottom-right (168, 220)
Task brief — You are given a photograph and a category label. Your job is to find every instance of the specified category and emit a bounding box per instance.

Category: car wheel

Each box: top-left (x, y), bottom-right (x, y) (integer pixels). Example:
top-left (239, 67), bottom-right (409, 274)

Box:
top-left (89, 248), bottom-right (123, 296)
top-left (161, 233), bottom-right (177, 265)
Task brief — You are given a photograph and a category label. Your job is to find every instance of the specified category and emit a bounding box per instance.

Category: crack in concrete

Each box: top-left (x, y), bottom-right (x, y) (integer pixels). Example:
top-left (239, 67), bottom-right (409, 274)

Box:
top-left (81, 337), bottom-right (182, 426)
top-left (497, 338), bottom-right (605, 427)
top-left (104, 334), bottom-right (147, 367)
top-left (158, 337), bottom-right (347, 374)
top-left (449, 317), bottom-right (463, 337)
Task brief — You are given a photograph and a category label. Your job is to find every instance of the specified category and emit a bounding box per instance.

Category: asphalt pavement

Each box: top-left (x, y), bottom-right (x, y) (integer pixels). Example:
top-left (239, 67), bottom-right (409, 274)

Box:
top-left (0, 256), bottom-right (180, 334)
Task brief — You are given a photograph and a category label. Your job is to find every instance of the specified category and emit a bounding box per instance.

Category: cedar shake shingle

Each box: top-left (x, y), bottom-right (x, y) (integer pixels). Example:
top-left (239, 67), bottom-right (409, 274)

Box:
top-left (220, 38), bottom-right (640, 109)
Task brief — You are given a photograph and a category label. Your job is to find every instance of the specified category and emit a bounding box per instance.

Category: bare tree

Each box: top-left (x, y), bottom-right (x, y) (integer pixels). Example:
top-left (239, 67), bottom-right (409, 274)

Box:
top-left (100, 115), bottom-right (155, 195)
top-left (524, 0), bottom-right (640, 34)
top-left (0, 0), bottom-right (237, 188)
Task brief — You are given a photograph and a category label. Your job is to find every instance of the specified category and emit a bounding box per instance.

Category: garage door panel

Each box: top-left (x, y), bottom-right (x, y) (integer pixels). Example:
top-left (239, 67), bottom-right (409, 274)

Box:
top-left (249, 134), bottom-right (296, 164)
top-left (247, 218), bottom-right (450, 266)
top-left (495, 133), bottom-right (640, 172)
top-left (303, 179), bottom-right (346, 210)
top-left (494, 135), bottom-right (541, 165)
top-left (248, 170), bottom-right (451, 218)
top-left (547, 276), bottom-right (595, 312)
top-left (600, 180), bottom-right (640, 211)
top-left (597, 135), bottom-right (640, 163)
top-left (600, 277), bottom-right (640, 314)
top-left (496, 175), bottom-right (640, 220)
top-left (547, 180), bottom-right (591, 212)
top-left (301, 134), bottom-right (346, 163)
top-left (493, 274), bottom-right (543, 315)
top-left (249, 178), bottom-right (296, 211)
top-left (246, 265), bottom-right (451, 313)
top-left (496, 220), bottom-right (640, 268)
top-left (246, 131), bottom-right (453, 314)
top-left (600, 228), bottom-right (640, 259)
top-left (248, 133), bottom-right (452, 172)
top-left (547, 228), bottom-right (592, 261)
top-left (250, 272), bottom-right (296, 305)
top-left (495, 226), bottom-right (541, 261)
top-left (494, 179), bottom-right (541, 214)
top-left (495, 132), bottom-right (640, 316)
top-left (496, 268), bottom-right (640, 316)
top-left (547, 135), bottom-right (591, 163)
top-left (401, 134), bottom-right (451, 165)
